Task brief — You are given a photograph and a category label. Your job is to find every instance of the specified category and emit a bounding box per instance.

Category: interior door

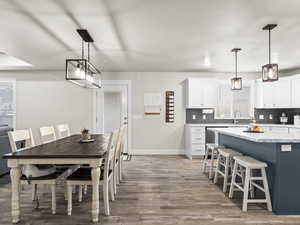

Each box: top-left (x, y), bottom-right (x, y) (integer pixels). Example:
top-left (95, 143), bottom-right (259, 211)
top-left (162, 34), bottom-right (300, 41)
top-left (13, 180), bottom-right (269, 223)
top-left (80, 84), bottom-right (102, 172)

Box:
top-left (95, 83), bottom-right (129, 154)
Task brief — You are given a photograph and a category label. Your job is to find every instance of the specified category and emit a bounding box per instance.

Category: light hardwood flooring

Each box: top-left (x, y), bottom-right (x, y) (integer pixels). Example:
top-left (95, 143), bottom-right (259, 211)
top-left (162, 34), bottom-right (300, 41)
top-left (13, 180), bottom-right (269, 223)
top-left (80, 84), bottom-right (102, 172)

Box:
top-left (0, 155), bottom-right (300, 225)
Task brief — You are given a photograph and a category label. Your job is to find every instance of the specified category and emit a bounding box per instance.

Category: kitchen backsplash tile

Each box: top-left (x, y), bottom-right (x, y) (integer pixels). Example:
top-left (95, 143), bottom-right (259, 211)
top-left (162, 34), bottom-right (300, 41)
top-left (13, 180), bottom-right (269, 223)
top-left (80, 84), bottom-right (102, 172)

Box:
top-left (186, 108), bottom-right (300, 124)
top-left (186, 108), bottom-right (249, 124)
top-left (255, 108), bottom-right (300, 124)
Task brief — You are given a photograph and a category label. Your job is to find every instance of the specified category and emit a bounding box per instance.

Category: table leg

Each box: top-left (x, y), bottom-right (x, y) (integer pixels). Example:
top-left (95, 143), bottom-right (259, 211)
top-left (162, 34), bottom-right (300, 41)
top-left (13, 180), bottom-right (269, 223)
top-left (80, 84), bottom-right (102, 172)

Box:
top-left (91, 167), bottom-right (100, 223)
top-left (10, 166), bottom-right (21, 223)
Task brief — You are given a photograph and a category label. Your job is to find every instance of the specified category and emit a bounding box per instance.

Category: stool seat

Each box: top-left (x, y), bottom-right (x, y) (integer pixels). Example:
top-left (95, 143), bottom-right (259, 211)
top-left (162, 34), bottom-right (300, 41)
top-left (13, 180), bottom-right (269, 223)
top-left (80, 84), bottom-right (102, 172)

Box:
top-left (218, 148), bottom-right (243, 157)
top-left (206, 143), bottom-right (225, 150)
top-left (234, 156), bottom-right (268, 168)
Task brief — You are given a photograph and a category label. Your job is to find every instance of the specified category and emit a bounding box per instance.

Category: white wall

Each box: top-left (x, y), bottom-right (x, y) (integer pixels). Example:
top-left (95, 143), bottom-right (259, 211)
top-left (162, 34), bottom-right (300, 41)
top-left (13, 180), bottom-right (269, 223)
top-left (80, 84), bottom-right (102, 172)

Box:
top-left (104, 92), bottom-right (121, 133)
top-left (102, 72), bottom-right (259, 155)
top-left (0, 71), bottom-right (93, 145)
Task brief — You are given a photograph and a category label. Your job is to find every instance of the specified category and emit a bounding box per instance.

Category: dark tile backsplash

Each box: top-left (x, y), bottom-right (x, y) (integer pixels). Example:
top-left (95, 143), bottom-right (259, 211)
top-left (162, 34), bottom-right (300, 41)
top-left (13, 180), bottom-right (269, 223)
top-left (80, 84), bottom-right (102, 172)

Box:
top-left (255, 108), bottom-right (300, 124)
top-left (186, 108), bottom-right (300, 124)
top-left (186, 108), bottom-right (249, 124)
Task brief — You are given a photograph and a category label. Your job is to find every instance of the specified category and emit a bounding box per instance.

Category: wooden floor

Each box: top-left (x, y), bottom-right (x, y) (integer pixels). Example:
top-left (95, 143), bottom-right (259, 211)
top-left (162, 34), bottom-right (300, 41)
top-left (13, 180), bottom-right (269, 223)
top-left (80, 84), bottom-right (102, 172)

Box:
top-left (0, 155), bottom-right (300, 225)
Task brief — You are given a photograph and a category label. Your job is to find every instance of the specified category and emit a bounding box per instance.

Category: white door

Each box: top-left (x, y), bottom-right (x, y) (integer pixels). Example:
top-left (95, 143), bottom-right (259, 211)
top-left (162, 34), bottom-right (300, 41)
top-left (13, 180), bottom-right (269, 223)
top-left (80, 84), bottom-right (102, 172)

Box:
top-left (0, 79), bottom-right (16, 129)
top-left (94, 81), bottom-right (131, 154)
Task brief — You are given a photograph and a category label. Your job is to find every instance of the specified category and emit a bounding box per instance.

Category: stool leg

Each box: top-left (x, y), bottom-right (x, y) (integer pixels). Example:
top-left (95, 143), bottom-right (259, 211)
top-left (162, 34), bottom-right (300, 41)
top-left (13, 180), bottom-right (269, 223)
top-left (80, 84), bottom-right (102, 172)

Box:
top-left (51, 184), bottom-right (56, 215)
top-left (209, 149), bottom-right (215, 179)
top-left (229, 161), bottom-right (238, 198)
top-left (223, 156), bottom-right (230, 193)
top-left (250, 170), bottom-right (255, 198)
top-left (261, 168), bottom-right (272, 211)
top-left (78, 185), bottom-right (83, 202)
top-left (67, 184), bottom-right (72, 216)
top-left (242, 168), bottom-right (250, 212)
top-left (213, 153), bottom-right (221, 184)
top-left (202, 148), bottom-right (210, 172)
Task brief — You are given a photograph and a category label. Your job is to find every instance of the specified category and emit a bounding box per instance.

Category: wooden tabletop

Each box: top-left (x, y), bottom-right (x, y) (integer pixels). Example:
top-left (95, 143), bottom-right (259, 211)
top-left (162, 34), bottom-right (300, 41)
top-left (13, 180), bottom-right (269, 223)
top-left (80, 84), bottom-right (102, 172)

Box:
top-left (3, 134), bottom-right (108, 159)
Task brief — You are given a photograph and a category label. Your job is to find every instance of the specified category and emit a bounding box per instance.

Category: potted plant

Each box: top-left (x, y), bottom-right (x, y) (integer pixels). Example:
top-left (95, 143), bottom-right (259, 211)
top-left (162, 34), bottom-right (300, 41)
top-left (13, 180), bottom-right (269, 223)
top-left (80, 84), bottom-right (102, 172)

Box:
top-left (81, 128), bottom-right (91, 140)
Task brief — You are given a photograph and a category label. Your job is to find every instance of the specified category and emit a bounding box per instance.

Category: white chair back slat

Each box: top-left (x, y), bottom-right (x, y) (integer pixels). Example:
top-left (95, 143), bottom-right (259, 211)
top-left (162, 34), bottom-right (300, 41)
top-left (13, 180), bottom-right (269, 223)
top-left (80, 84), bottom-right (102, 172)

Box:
top-left (103, 129), bottom-right (119, 179)
top-left (114, 125), bottom-right (126, 162)
top-left (8, 128), bottom-right (35, 153)
top-left (40, 126), bottom-right (56, 144)
top-left (56, 124), bottom-right (71, 138)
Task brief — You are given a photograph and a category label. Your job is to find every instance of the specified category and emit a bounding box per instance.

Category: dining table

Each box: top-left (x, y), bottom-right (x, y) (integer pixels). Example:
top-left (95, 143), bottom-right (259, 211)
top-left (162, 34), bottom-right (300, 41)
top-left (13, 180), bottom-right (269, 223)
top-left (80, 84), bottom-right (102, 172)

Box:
top-left (3, 134), bottom-right (108, 223)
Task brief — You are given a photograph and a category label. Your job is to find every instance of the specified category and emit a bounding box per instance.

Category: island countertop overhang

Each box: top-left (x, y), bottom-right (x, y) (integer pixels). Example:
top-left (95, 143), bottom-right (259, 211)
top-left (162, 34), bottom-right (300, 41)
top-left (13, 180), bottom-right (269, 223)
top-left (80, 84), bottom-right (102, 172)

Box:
top-left (209, 127), bottom-right (300, 143)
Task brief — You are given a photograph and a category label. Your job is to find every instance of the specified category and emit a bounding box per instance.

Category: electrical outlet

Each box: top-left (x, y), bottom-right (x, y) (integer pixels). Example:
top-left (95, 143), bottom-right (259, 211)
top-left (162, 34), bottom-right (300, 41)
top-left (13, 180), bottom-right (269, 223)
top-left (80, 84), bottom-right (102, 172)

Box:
top-left (269, 114), bottom-right (273, 120)
top-left (192, 114), bottom-right (196, 120)
top-left (202, 115), bottom-right (206, 120)
top-left (281, 145), bottom-right (292, 152)
top-left (259, 114), bottom-right (264, 120)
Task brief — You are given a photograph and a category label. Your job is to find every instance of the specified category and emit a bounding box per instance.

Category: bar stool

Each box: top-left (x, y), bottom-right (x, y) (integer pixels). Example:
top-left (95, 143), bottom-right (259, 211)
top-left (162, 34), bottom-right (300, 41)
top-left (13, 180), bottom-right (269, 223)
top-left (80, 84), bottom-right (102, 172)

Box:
top-left (213, 148), bottom-right (243, 192)
top-left (229, 156), bottom-right (272, 212)
top-left (202, 143), bottom-right (225, 179)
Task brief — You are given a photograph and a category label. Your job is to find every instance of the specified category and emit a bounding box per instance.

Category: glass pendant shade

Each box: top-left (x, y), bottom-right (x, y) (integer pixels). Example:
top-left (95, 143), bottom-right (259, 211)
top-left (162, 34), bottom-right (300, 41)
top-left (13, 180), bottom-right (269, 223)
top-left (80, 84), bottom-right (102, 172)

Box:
top-left (262, 63), bottom-right (278, 82)
top-left (231, 77), bottom-right (242, 90)
top-left (66, 59), bottom-right (101, 88)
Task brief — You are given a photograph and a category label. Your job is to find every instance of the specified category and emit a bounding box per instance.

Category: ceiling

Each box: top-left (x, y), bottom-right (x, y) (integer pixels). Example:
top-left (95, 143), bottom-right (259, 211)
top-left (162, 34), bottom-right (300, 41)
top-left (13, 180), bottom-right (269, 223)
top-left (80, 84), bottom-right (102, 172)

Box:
top-left (1, 0), bottom-right (300, 72)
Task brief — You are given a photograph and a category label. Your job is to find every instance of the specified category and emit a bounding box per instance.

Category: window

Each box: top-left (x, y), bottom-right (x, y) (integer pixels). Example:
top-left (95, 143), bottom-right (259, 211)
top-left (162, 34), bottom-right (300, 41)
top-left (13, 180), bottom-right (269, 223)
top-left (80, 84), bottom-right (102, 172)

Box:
top-left (215, 83), bottom-right (253, 119)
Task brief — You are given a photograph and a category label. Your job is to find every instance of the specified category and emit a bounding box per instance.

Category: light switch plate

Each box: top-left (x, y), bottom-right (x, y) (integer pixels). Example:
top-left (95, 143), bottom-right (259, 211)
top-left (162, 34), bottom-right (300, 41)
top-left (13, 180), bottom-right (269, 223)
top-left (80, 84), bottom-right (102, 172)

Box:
top-left (269, 114), bottom-right (273, 120)
top-left (281, 145), bottom-right (292, 152)
top-left (259, 114), bottom-right (264, 120)
top-left (202, 115), bottom-right (206, 120)
top-left (192, 114), bottom-right (196, 120)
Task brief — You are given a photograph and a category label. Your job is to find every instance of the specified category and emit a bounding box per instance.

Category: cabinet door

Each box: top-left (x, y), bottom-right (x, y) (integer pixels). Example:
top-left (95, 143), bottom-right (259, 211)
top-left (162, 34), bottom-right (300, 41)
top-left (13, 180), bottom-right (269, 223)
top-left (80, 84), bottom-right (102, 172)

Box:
top-left (255, 80), bottom-right (263, 108)
top-left (273, 79), bottom-right (291, 108)
top-left (203, 82), bottom-right (217, 108)
top-left (262, 82), bottom-right (274, 108)
top-left (187, 78), bottom-right (203, 108)
top-left (291, 76), bottom-right (300, 108)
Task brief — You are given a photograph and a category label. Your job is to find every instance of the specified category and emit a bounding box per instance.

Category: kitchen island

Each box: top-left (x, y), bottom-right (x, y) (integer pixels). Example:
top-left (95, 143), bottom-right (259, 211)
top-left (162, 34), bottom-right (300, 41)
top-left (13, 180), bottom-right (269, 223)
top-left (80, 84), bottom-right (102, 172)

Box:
top-left (210, 127), bottom-right (300, 215)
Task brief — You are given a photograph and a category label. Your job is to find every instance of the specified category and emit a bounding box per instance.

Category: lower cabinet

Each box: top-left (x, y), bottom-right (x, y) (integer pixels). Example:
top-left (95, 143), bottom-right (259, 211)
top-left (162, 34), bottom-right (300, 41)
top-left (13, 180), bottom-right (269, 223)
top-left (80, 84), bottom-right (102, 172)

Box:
top-left (185, 125), bottom-right (206, 159)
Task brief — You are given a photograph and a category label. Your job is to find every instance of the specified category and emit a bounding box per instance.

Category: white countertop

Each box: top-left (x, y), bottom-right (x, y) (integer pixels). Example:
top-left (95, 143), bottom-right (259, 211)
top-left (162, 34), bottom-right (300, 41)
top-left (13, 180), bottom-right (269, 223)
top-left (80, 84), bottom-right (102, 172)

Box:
top-left (185, 123), bottom-right (300, 129)
top-left (209, 127), bottom-right (300, 143)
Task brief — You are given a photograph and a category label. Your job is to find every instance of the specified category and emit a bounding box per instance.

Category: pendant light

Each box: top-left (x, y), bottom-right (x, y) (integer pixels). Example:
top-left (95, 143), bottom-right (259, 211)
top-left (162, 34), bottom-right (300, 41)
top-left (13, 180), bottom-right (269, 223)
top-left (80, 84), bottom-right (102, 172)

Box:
top-left (231, 48), bottom-right (242, 90)
top-left (262, 24), bottom-right (278, 82)
top-left (66, 29), bottom-right (101, 88)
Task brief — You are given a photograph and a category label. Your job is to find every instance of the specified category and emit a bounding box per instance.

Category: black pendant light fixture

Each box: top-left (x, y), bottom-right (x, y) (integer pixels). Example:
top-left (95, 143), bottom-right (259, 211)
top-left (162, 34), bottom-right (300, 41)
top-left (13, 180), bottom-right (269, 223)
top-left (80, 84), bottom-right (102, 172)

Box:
top-left (231, 48), bottom-right (242, 90)
top-left (262, 24), bottom-right (278, 82)
top-left (66, 29), bottom-right (101, 88)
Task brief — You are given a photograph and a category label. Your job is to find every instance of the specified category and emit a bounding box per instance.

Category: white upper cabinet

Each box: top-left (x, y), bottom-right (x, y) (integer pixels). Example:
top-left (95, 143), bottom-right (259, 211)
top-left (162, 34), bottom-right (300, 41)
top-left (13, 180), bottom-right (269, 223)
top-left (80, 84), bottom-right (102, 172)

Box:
top-left (291, 75), bottom-right (300, 107)
top-left (256, 77), bottom-right (292, 108)
top-left (185, 78), bottom-right (217, 108)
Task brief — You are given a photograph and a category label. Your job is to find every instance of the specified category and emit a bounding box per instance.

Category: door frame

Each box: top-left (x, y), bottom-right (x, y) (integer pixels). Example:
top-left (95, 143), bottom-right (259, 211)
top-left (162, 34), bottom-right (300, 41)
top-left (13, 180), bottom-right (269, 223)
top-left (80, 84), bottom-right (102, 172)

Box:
top-left (92, 80), bottom-right (132, 155)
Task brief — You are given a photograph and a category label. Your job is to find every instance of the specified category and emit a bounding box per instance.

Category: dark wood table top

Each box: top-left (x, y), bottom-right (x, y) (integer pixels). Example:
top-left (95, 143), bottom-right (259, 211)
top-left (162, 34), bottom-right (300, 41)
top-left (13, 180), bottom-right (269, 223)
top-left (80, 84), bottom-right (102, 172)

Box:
top-left (3, 134), bottom-right (108, 159)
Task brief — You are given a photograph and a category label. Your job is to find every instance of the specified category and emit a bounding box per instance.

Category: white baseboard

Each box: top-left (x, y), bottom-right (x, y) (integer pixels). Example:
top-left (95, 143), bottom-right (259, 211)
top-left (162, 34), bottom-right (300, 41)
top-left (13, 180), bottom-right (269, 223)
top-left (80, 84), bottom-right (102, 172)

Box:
top-left (132, 149), bottom-right (185, 155)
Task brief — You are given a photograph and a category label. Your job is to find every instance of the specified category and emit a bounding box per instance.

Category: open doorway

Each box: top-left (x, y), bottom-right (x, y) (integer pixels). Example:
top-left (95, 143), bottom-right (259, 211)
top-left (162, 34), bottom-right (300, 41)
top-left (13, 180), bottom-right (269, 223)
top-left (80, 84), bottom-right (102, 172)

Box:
top-left (93, 80), bottom-right (131, 158)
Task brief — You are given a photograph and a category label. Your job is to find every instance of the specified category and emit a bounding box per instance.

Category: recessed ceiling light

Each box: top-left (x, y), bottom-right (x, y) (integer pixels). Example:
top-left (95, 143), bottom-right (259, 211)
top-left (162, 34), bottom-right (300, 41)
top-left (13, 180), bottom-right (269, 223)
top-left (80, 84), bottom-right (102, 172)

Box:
top-left (0, 52), bottom-right (32, 69)
top-left (203, 56), bottom-right (211, 67)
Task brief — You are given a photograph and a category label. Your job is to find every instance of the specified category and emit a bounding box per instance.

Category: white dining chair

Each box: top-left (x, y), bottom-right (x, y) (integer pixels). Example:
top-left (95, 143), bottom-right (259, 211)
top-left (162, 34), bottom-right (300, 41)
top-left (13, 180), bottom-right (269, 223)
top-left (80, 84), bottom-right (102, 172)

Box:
top-left (66, 129), bottom-right (119, 216)
top-left (39, 126), bottom-right (57, 144)
top-left (56, 124), bottom-right (71, 139)
top-left (8, 128), bottom-right (61, 214)
top-left (113, 125), bottom-right (127, 194)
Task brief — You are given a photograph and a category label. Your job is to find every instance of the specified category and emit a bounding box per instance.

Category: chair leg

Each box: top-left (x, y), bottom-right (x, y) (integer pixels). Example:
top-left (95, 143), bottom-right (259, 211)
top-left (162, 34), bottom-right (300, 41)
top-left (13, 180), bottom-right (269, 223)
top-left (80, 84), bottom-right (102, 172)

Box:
top-left (261, 168), bottom-right (272, 211)
top-left (51, 184), bottom-right (56, 215)
top-left (242, 168), bottom-right (250, 212)
top-left (67, 184), bottom-right (72, 216)
top-left (109, 179), bottom-right (115, 201)
top-left (117, 164), bottom-right (120, 185)
top-left (113, 170), bottom-right (117, 195)
top-left (213, 154), bottom-right (221, 184)
top-left (31, 184), bottom-right (36, 201)
top-left (223, 156), bottom-right (230, 193)
top-left (103, 181), bottom-right (110, 216)
top-left (229, 161), bottom-right (238, 198)
top-left (202, 148), bottom-right (209, 172)
top-left (209, 149), bottom-right (216, 179)
top-left (84, 184), bottom-right (88, 195)
top-left (78, 185), bottom-right (83, 202)
top-left (119, 158), bottom-right (123, 181)
top-left (64, 183), bottom-right (68, 200)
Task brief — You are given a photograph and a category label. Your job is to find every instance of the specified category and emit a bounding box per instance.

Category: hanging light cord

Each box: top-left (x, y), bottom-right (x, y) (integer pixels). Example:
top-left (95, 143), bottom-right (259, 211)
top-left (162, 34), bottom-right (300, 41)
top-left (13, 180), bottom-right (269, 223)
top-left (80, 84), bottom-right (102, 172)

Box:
top-left (268, 28), bottom-right (271, 65)
top-left (235, 50), bottom-right (238, 78)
